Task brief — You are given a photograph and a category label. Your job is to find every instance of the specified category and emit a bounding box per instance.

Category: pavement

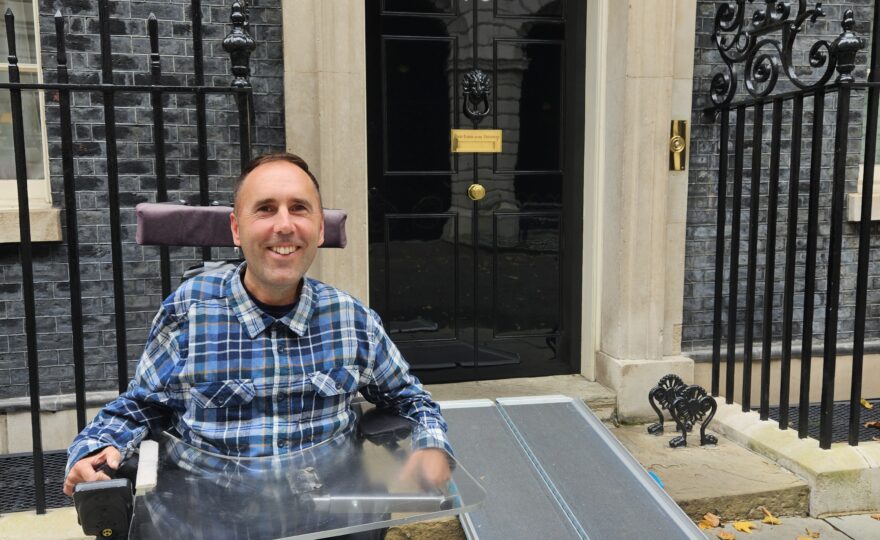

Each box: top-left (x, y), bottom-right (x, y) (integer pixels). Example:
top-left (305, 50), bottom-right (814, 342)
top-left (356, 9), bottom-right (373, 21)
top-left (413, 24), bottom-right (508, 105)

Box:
top-left (3, 374), bottom-right (880, 539)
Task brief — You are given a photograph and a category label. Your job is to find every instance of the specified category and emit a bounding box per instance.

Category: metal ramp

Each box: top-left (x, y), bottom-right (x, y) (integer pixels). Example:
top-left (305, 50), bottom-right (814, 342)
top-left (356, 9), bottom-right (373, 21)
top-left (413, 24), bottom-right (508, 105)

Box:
top-left (442, 396), bottom-right (704, 540)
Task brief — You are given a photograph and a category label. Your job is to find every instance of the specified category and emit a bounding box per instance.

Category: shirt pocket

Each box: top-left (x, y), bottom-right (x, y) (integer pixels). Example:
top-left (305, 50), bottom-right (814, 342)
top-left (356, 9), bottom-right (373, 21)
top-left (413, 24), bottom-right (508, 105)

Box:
top-left (189, 379), bottom-right (257, 409)
top-left (307, 365), bottom-right (360, 397)
top-left (300, 366), bottom-right (360, 423)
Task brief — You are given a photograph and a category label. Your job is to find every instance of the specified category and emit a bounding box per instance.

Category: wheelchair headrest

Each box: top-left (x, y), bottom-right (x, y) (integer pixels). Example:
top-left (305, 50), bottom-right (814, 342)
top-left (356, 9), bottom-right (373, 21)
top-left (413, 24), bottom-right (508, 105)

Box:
top-left (135, 202), bottom-right (347, 248)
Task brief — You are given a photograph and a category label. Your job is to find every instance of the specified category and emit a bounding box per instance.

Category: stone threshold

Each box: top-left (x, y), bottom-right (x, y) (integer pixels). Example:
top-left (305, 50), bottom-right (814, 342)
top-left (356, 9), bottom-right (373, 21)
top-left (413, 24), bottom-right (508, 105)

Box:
top-left (713, 402), bottom-right (880, 517)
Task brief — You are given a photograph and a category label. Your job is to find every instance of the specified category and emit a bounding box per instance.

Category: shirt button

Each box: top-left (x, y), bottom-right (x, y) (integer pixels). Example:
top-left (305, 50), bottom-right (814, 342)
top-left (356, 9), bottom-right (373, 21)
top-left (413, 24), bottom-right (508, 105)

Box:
top-left (277, 440), bottom-right (287, 449)
top-left (277, 392), bottom-right (287, 401)
top-left (277, 345), bottom-right (285, 353)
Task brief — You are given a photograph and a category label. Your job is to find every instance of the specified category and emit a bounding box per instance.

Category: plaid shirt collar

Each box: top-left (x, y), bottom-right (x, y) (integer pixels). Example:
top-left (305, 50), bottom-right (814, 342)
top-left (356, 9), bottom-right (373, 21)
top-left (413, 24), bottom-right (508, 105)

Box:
top-left (227, 262), bottom-right (316, 338)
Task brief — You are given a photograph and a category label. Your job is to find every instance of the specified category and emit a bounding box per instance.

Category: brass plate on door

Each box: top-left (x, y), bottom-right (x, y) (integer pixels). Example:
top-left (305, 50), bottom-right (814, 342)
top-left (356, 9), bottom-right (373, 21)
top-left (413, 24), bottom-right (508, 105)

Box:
top-left (451, 129), bottom-right (502, 153)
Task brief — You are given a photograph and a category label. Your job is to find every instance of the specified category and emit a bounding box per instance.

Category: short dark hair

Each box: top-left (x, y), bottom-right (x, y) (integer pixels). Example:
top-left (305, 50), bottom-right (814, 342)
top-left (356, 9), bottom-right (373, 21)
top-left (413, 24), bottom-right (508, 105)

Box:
top-left (233, 152), bottom-right (321, 211)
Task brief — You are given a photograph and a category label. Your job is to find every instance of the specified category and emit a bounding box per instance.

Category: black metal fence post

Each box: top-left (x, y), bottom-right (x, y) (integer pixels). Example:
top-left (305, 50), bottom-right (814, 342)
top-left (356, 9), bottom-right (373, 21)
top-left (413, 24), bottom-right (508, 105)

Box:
top-left (711, 109), bottom-right (729, 397)
top-left (5, 8), bottom-right (46, 515)
top-left (726, 107), bottom-right (746, 404)
top-left (759, 98), bottom-right (783, 420)
top-left (148, 15), bottom-right (172, 298)
top-left (54, 11), bottom-right (87, 432)
top-left (743, 103), bottom-right (764, 412)
top-left (780, 93), bottom-right (803, 431)
top-left (799, 88), bottom-right (824, 439)
top-left (849, 3), bottom-right (880, 447)
top-left (97, 0), bottom-right (129, 392)
top-left (192, 0), bottom-right (212, 261)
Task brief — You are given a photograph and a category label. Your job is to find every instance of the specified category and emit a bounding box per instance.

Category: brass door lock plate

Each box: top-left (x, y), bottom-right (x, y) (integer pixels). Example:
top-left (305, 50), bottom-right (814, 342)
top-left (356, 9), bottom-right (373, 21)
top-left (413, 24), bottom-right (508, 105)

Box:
top-left (669, 120), bottom-right (687, 171)
top-left (467, 183), bottom-right (486, 201)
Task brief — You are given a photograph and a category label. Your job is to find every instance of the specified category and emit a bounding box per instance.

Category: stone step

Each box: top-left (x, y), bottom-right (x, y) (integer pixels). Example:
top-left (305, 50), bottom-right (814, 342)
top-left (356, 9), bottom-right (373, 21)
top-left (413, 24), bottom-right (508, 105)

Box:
top-left (425, 374), bottom-right (617, 410)
top-left (611, 422), bottom-right (810, 521)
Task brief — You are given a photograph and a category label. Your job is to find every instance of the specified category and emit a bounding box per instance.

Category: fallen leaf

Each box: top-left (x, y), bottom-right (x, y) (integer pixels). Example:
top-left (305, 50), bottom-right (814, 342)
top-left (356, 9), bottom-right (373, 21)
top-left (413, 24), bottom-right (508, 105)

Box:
top-left (864, 421), bottom-right (880, 429)
top-left (861, 398), bottom-right (874, 410)
top-left (872, 514), bottom-right (880, 521)
top-left (698, 512), bottom-right (722, 529)
top-left (716, 532), bottom-right (735, 540)
top-left (796, 537), bottom-right (813, 540)
top-left (758, 506), bottom-right (782, 525)
top-left (733, 521), bottom-right (755, 533)
top-left (804, 528), bottom-right (820, 538)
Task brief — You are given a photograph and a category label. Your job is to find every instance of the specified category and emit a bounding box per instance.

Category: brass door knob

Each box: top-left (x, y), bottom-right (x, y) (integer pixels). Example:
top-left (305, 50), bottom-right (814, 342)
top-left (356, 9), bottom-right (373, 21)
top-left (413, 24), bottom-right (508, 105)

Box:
top-left (467, 183), bottom-right (486, 201)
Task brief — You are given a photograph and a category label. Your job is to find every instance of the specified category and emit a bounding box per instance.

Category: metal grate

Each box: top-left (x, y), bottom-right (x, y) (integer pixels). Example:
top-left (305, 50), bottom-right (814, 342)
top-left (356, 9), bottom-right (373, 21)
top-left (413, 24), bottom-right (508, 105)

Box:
top-left (763, 399), bottom-right (880, 444)
top-left (0, 451), bottom-right (71, 514)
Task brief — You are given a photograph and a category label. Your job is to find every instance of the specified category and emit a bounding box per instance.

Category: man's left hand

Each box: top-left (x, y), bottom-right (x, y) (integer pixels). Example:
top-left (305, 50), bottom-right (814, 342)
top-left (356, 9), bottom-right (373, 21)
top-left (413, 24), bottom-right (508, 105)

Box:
top-left (400, 448), bottom-right (452, 489)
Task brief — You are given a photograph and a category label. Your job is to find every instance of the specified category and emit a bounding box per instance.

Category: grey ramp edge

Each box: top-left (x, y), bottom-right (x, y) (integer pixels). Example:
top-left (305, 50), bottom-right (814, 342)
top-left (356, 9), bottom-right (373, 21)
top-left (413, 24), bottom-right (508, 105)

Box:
top-left (442, 402), bottom-right (581, 540)
top-left (497, 396), bottom-right (705, 540)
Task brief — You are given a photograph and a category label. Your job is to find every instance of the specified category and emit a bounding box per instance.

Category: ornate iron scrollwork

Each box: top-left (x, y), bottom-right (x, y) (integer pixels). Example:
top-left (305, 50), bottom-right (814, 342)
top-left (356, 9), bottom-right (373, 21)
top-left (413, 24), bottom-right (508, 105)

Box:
top-left (668, 385), bottom-right (718, 448)
top-left (462, 68), bottom-right (492, 123)
top-left (709, 1), bottom-right (865, 109)
top-left (647, 374), bottom-right (688, 435)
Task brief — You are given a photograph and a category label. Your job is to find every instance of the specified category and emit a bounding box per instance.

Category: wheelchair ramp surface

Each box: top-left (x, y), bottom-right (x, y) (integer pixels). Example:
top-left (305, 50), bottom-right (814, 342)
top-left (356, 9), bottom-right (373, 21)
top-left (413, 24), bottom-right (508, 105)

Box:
top-left (442, 396), bottom-right (704, 540)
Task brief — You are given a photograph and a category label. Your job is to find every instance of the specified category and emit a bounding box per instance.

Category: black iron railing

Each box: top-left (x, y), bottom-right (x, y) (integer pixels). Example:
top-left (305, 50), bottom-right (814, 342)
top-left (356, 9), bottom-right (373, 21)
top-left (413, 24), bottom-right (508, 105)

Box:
top-left (1, 0), bottom-right (255, 514)
top-left (707, 1), bottom-right (879, 450)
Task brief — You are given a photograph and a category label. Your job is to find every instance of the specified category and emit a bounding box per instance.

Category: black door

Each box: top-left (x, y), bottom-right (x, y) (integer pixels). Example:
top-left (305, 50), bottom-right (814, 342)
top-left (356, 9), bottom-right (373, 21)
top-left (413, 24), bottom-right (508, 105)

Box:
top-left (366, 0), bottom-right (585, 383)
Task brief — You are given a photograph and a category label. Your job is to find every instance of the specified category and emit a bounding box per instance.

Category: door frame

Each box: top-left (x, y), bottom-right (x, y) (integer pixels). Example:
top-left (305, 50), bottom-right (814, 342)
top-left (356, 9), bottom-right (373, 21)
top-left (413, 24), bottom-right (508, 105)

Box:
top-left (282, 0), bottom-right (611, 380)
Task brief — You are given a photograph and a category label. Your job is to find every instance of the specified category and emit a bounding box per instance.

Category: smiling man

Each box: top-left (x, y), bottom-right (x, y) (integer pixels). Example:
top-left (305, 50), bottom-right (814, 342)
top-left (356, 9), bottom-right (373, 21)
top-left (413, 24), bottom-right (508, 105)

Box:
top-left (63, 154), bottom-right (453, 533)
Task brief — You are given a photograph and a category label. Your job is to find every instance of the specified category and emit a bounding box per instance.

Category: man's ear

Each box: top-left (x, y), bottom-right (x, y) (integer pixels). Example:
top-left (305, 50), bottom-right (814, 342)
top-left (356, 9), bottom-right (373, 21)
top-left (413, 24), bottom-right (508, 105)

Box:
top-left (230, 212), bottom-right (241, 246)
top-left (317, 213), bottom-right (325, 247)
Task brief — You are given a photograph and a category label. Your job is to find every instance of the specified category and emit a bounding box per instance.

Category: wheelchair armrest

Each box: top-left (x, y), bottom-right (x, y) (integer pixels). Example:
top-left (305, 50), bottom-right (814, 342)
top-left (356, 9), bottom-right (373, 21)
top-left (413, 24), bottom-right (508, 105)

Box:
top-left (73, 440), bottom-right (158, 540)
top-left (357, 407), bottom-right (414, 446)
top-left (74, 478), bottom-right (133, 539)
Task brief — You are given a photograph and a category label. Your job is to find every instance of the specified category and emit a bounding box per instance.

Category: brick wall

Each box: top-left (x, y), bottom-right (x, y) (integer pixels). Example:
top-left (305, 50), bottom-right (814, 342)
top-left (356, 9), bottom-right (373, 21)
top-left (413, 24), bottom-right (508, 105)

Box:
top-left (0, 0), bottom-right (284, 398)
top-left (684, 1), bottom-right (879, 354)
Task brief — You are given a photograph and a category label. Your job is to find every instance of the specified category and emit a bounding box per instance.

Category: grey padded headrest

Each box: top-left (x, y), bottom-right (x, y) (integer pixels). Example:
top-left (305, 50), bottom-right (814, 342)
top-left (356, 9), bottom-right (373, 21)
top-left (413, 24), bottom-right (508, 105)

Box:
top-left (135, 202), bottom-right (347, 248)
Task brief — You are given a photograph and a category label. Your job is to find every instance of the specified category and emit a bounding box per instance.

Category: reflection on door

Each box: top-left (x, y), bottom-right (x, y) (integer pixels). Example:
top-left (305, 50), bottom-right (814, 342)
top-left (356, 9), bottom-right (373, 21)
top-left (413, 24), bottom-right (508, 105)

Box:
top-left (366, 0), bottom-right (582, 383)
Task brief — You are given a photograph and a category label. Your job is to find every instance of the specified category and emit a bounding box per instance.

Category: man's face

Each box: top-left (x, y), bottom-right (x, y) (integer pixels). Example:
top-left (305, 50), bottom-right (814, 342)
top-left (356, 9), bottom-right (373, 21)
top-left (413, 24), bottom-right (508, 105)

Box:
top-left (230, 161), bottom-right (324, 305)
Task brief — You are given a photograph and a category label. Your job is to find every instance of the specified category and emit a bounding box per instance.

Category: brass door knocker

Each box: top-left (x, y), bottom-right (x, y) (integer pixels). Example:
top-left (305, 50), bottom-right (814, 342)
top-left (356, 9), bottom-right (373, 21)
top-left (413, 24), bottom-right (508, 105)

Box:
top-left (462, 68), bottom-right (492, 123)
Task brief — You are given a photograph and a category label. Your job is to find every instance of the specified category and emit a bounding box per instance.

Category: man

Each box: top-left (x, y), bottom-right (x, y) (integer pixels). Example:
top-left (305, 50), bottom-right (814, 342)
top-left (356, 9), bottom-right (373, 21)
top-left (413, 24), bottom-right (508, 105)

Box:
top-left (64, 153), bottom-right (452, 505)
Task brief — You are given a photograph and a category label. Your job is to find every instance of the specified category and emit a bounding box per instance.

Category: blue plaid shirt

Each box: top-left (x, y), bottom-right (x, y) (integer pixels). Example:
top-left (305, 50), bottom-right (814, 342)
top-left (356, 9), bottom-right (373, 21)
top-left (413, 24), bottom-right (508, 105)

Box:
top-left (67, 263), bottom-right (451, 474)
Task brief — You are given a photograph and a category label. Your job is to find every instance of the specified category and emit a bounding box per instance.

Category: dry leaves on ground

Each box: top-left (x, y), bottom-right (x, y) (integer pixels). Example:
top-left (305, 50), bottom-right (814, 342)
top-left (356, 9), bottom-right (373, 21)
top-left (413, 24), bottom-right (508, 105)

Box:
top-left (698, 512), bottom-right (722, 529)
top-left (861, 398), bottom-right (874, 410)
top-left (716, 532), bottom-right (735, 540)
top-left (802, 528), bottom-right (820, 538)
top-left (864, 421), bottom-right (880, 429)
top-left (758, 506), bottom-right (782, 525)
top-left (732, 521), bottom-right (755, 533)
top-left (871, 514), bottom-right (880, 521)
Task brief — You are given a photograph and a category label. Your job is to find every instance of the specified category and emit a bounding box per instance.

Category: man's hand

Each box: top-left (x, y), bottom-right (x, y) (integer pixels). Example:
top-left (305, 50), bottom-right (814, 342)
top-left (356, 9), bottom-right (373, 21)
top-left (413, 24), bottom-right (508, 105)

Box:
top-left (63, 446), bottom-right (122, 497)
top-left (400, 448), bottom-right (452, 490)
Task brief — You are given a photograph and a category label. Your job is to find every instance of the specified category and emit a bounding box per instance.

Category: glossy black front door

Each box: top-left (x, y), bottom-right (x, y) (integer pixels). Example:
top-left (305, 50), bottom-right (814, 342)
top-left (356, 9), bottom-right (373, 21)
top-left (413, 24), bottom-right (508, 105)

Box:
top-left (367, 0), bottom-right (585, 383)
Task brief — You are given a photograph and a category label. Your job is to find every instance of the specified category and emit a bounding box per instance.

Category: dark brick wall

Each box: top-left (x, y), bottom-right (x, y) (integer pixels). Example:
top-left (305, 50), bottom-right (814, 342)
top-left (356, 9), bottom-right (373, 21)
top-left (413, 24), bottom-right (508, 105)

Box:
top-left (684, 1), bottom-right (880, 354)
top-left (0, 0), bottom-right (284, 398)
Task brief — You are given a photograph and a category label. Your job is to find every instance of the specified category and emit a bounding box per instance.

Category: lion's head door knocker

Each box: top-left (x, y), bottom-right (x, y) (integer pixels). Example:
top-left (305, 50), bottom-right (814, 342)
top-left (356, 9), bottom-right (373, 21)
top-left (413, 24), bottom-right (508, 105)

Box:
top-left (462, 68), bottom-right (492, 123)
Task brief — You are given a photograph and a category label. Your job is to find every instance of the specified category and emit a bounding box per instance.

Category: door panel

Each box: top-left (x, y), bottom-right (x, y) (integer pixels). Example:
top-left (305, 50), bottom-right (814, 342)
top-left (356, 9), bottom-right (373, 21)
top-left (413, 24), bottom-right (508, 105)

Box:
top-left (367, 0), bottom-right (582, 383)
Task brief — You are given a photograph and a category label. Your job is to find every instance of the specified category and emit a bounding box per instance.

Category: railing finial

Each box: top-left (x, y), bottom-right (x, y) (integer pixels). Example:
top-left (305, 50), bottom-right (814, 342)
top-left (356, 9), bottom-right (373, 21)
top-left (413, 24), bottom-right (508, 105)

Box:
top-left (222, 1), bottom-right (256, 88)
top-left (832, 10), bottom-right (865, 83)
top-left (5, 8), bottom-right (18, 66)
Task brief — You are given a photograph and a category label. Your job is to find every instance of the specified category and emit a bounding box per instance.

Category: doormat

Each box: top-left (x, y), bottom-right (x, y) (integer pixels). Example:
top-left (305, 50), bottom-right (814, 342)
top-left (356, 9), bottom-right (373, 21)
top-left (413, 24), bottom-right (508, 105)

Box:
top-left (763, 398), bottom-right (880, 443)
top-left (0, 450), bottom-right (71, 514)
